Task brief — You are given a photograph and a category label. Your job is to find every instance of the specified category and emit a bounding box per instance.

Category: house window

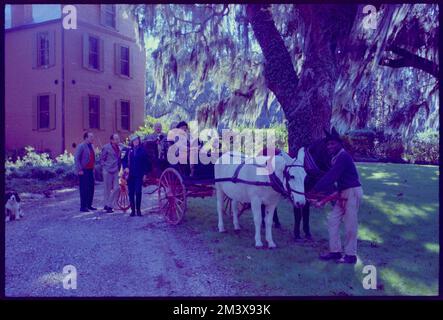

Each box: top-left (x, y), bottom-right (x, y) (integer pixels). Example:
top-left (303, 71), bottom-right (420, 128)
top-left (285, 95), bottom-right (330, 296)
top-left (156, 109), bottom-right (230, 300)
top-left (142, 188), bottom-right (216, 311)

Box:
top-left (37, 32), bottom-right (49, 67)
top-left (89, 96), bottom-right (100, 129)
top-left (38, 95), bottom-right (50, 129)
top-left (120, 46), bottom-right (129, 76)
top-left (83, 34), bottom-right (103, 72)
top-left (121, 100), bottom-right (130, 131)
top-left (102, 5), bottom-right (116, 28)
top-left (88, 36), bottom-right (99, 70)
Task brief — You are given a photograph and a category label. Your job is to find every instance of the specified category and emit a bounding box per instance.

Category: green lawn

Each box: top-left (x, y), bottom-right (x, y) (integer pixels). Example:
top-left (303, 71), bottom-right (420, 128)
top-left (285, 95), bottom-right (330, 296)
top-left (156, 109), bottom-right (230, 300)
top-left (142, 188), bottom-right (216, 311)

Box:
top-left (176, 163), bottom-right (439, 296)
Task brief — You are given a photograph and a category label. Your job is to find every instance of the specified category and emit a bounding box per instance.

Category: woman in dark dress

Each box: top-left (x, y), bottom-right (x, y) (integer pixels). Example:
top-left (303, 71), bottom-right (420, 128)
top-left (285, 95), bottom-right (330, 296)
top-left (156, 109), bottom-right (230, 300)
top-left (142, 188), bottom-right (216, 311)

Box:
top-left (122, 135), bottom-right (151, 216)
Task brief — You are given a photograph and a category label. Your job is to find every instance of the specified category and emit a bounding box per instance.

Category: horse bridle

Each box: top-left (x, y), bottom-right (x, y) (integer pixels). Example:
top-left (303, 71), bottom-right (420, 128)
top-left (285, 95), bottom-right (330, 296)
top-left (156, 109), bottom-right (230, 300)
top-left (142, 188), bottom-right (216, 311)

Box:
top-left (282, 163), bottom-right (306, 198)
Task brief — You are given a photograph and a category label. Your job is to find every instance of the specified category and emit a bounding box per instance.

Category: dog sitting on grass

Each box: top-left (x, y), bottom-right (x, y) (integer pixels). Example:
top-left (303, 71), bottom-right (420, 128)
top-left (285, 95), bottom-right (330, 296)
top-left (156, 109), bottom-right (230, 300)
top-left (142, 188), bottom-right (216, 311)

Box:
top-left (5, 192), bottom-right (24, 221)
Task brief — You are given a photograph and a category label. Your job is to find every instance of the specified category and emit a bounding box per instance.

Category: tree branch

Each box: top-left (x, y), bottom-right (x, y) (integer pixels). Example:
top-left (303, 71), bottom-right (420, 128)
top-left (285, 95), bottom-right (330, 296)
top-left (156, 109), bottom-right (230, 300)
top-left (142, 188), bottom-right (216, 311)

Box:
top-left (380, 45), bottom-right (439, 78)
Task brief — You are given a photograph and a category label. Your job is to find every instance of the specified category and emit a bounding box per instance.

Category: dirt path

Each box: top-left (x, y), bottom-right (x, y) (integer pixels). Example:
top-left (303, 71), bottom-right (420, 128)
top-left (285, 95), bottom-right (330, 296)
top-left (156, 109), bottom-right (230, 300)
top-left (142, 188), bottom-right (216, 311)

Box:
top-left (5, 182), bottom-right (245, 297)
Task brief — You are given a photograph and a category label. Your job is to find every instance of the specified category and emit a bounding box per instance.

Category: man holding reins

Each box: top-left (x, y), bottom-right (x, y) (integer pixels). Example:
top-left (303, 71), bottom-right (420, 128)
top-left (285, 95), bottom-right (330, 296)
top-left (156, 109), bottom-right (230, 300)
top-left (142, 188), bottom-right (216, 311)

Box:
top-left (309, 128), bottom-right (363, 265)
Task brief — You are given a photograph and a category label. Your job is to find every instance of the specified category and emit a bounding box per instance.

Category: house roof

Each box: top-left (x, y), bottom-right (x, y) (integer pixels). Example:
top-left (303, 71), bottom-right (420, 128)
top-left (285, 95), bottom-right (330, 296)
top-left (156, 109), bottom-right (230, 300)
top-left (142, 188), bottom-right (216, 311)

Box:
top-left (5, 18), bottom-right (62, 33)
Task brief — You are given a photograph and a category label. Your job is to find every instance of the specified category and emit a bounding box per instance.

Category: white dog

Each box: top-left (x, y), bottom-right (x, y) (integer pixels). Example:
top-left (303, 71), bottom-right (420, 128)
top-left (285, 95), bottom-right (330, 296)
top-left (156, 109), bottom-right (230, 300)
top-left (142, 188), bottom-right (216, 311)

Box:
top-left (5, 192), bottom-right (24, 221)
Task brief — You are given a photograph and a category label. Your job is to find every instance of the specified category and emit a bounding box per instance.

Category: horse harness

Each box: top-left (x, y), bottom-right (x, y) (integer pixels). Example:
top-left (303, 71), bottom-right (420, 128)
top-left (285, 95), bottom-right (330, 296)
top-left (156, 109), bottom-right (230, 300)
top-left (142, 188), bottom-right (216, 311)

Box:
top-left (214, 155), bottom-right (305, 199)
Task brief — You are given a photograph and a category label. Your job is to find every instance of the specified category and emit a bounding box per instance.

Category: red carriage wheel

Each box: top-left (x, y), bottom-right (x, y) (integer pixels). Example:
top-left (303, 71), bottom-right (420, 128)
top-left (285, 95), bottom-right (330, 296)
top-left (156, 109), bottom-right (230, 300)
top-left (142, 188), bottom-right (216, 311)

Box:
top-left (117, 186), bottom-right (131, 212)
top-left (158, 168), bottom-right (187, 225)
top-left (223, 194), bottom-right (250, 217)
top-left (223, 194), bottom-right (233, 216)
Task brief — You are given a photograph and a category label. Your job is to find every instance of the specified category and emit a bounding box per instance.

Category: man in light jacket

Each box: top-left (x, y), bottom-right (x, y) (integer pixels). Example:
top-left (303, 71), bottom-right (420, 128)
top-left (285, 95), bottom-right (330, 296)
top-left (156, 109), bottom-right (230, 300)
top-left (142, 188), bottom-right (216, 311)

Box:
top-left (100, 133), bottom-right (122, 213)
top-left (74, 132), bottom-right (97, 212)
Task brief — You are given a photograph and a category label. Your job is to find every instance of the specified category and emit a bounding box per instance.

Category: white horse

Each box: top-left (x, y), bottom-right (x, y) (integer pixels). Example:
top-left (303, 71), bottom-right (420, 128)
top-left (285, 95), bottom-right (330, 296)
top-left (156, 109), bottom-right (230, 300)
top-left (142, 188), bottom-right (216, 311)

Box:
top-left (215, 148), bottom-right (306, 248)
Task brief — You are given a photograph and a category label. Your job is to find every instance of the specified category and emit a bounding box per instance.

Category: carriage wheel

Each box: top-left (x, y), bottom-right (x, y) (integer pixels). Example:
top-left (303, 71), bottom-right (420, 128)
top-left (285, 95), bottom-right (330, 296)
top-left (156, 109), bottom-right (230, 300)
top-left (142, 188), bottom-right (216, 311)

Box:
top-left (223, 194), bottom-right (249, 217)
top-left (116, 186), bottom-right (131, 212)
top-left (223, 194), bottom-right (233, 216)
top-left (158, 168), bottom-right (187, 225)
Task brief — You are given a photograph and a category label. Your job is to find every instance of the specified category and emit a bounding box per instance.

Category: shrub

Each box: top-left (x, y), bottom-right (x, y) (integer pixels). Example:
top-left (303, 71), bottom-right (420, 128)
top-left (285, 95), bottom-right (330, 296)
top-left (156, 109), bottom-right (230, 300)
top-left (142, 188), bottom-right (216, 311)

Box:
top-left (30, 167), bottom-right (57, 180)
top-left (404, 130), bottom-right (439, 164)
top-left (272, 123), bottom-right (289, 151)
top-left (343, 129), bottom-right (376, 158)
top-left (5, 147), bottom-right (76, 182)
top-left (55, 150), bottom-right (74, 165)
top-left (374, 133), bottom-right (405, 163)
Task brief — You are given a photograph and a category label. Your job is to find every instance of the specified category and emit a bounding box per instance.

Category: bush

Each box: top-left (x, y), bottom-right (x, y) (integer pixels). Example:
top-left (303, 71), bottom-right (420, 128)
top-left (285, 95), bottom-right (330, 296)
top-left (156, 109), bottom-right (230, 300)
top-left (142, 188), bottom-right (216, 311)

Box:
top-left (272, 123), bottom-right (289, 151)
top-left (374, 133), bottom-right (405, 163)
top-left (5, 146), bottom-right (76, 182)
top-left (30, 167), bottom-right (57, 180)
top-left (404, 130), bottom-right (439, 164)
top-left (343, 129), bottom-right (376, 158)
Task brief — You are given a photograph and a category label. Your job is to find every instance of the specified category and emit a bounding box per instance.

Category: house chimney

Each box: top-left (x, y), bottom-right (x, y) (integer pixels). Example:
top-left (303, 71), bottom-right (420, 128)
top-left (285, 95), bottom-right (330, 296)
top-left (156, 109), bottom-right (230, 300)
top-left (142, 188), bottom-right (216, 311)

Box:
top-left (11, 5), bottom-right (33, 27)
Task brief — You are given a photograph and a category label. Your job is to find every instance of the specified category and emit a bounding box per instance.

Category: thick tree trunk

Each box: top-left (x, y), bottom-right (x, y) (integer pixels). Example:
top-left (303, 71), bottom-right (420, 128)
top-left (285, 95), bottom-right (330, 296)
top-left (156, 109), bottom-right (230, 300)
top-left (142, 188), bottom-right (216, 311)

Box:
top-left (247, 4), bottom-right (347, 155)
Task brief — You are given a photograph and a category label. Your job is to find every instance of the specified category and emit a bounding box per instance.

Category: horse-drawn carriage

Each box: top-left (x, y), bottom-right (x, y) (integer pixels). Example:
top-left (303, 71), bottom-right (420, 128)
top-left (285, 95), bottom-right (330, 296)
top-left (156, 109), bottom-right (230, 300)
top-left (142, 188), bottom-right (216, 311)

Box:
top-left (116, 139), bottom-right (248, 225)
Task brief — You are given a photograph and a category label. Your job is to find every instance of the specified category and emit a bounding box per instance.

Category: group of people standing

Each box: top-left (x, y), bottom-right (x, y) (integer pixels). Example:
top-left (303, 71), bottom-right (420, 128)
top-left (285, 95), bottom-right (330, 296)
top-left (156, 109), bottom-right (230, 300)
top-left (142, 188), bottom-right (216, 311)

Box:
top-left (74, 131), bottom-right (153, 217)
top-left (74, 122), bottom-right (183, 217)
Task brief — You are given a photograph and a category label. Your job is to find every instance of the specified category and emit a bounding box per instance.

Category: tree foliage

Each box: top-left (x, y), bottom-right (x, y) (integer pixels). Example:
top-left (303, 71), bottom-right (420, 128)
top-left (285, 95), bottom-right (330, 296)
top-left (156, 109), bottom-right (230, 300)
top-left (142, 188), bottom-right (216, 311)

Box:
top-left (132, 4), bottom-right (439, 151)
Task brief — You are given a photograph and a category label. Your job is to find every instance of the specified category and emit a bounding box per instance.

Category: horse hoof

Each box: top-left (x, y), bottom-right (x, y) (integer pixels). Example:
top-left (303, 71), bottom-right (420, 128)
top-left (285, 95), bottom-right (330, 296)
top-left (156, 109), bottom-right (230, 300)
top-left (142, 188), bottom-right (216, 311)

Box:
top-left (234, 227), bottom-right (241, 233)
top-left (268, 243), bottom-right (277, 249)
top-left (218, 229), bottom-right (227, 233)
top-left (255, 244), bottom-right (264, 249)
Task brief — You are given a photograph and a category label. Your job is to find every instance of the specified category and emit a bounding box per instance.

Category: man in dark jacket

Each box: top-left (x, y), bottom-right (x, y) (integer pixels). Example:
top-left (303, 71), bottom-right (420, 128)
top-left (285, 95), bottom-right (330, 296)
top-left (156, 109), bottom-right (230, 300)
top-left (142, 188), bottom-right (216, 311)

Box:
top-left (312, 128), bottom-right (363, 264)
top-left (74, 132), bottom-right (97, 212)
top-left (122, 135), bottom-right (151, 216)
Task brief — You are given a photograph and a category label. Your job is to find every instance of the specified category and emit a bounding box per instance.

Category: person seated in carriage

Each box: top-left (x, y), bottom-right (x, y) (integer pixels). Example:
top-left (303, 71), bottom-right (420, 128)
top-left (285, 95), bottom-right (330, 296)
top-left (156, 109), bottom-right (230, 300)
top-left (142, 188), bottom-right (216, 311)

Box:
top-left (144, 122), bottom-right (168, 161)
top-left (168, 121), bottom-right (199, 177)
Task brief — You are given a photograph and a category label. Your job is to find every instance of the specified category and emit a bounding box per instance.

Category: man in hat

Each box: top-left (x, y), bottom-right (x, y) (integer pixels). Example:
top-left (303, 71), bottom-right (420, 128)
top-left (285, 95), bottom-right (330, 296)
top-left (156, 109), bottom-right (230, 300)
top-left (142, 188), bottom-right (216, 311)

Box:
top-left (311, 128), bottom-right (363, 264)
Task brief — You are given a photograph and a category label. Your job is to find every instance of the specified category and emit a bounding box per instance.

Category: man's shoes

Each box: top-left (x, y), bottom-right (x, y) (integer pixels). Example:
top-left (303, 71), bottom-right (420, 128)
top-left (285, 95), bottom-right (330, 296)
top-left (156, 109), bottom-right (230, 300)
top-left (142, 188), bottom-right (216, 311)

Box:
top-left (319, 252), bottom-right (342, 261)
top-left (305, 234), bottom-right (313, 241)
top-left (106, 207), bottom-right (114, 213)
top-left (80, 208), bottom-right (89, 212)
top-left (136, 210), bottom-right (142, 217)
top-left (130, 212), bottom-right (136, 217)
top-left (88, 206), bottom-right (97, 211)
top-left (336, 255), bottom-right (357, 264)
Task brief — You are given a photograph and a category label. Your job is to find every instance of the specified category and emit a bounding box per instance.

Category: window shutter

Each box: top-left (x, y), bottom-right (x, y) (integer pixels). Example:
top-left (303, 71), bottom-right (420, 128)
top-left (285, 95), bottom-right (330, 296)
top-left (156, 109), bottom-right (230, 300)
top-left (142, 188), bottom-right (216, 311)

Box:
top-left (100, 97), bottom-right (106, 130)
top-left (100, 5), bottom-right (106, 26)
top-left (130, 102), bottom-right (134, 132)
top-left (114, 43), bottom-right (121, 75)
top-left (83, 96), bottom-right (89, 130)
top-left (114, 5), bottom-right (119, 31)
top-left (32, 95), bottom-right (38, 130)
top-left (32, 33), bottom-right (38, 69)
top-left (49, 94), bottom-right (56, 130)
top-left (115, 100), bottom-right (122, 132)
top-left (99, 38), bottom-right (104, 72)
top-left (48, 30), bottom-right (56, 67)
top-left (82, 34), bottom-right (89, 69)
top-left (129, 46), bottom-right (134, 78)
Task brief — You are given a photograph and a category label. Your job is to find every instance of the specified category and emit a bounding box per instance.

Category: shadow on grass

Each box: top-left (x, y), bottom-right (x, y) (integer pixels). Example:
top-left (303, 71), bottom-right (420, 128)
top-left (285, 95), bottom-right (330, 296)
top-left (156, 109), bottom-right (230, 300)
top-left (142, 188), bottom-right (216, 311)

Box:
top-left (174, 163), bottom-right (438, 296)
